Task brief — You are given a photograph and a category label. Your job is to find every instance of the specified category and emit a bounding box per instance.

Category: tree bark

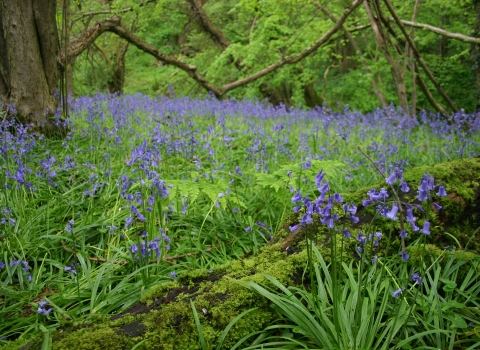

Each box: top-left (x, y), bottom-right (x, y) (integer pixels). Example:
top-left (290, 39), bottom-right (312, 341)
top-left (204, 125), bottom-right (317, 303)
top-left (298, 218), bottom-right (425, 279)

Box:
top-left (0, 0), bottom-right (58, 133)
top-left (473, 0), bottom-right (480, 109)
top-left (187, 0), bottom-right (229, 51)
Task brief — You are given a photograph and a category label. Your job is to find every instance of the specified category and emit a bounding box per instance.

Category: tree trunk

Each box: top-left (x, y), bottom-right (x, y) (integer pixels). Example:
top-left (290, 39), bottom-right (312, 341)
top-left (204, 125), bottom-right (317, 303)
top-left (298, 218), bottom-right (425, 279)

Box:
top-left (364, 0), bottom-right (409, 111)
top-left (0, 0), bottom-right (61, 134)
top-left (106, 40), bottom-right (129, 94)
top-left (473, 0), bottom-right (480, 109)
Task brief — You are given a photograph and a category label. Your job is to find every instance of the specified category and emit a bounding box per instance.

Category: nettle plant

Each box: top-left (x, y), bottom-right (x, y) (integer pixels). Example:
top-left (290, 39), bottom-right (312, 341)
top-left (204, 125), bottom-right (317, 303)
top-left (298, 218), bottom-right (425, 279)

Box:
top-left (240, 162), bottom-right (479, 349)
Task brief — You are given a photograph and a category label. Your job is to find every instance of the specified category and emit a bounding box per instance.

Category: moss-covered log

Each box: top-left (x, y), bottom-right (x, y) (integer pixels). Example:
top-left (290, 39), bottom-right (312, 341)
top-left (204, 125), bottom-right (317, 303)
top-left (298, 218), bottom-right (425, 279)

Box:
top-left (7, 157), bottom-right (480, 350)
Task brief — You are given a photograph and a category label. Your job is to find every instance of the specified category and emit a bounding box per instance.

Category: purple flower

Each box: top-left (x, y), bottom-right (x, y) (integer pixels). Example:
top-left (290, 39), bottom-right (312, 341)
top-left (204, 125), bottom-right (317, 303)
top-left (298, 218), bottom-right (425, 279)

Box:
top-left (245, 226), bottom-right (251, 232)
top-left (256, 221), bottom-right (266, 228)
top-left (385, 204), bottom-right (398, 220)
top-left (406, 208), bottom-right (416, 224)
top-left (0, 262), bottom-right (5, 269)
top-left (315, 170), bottom-right (325, 187)
top-left (385, 172), bottom-right (397, 185)
top-left (436, 186), bottom-right (447, 197)
top-left (125, 217), bottom-right (134, 228)
top-left (131, 245), bottom-right (138, 254)
top-left (433, 202), bottom-right (442, 210)
top-left (417, 190), bottom-right (428, 202)
top-left (392, 288), bottom-right (405, 298)
top-left (37, 301), bottom-right (53, 316)
top-left (333, 193), bottom-right (344, 203)
top-left (399, 251), bottom-right (409, 261)
top-left (65, 263), bottom-right (77, 275)
top-left (288, 224), bottom-right (299, 232)
top-left (420, 221), bottom-right (430, 235)
top-left (169, 271), bottom-right (176, 278)
top-left (400, 181), bottom-right (410, 193)
top-left (410, 273), bottom-right (423, 285)
top-left (399, 230), bottom-right (408, 239)
top-left (342, 228), bottom-right (351, 239)
top-left (291, 191), bottom-right (302, 204)
top-left (371, 255), bottom-right (378, 265)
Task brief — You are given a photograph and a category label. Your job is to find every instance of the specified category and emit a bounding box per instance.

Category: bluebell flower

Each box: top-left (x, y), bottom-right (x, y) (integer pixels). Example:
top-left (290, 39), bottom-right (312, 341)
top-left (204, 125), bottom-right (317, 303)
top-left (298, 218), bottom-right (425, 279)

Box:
top-left (436, 186), bottom-right (447, 197)
top-left (385, 172), bottom-right (397, 185)
top-left (291, 191), bottom-right (302, 204)
top-left (245, 226), bottom-right (251, 232)
top-left (170, 271), bottom-right (176, 278)
top-left (333, 193), bottom-right (344, 203)
top-left (315, 170), bottom-right (325, 187)
top-left (400, 181), bottom-right (410, 193)
top-left (392, 288), bottom-right (405, 298)
top-left (65, 262), bottom-right (77, 275)
top-left (399, 230), bottom-right (408, 238)
top-left (0, 262), bottom-right (5, 269)
top-left (371, 255), bottom-right (378, 265)
top-left (420, 221), bottom-right (430, 235)
top-left (256, 221), bottom-right (265, 228)
top-left (342, 228), bottom-right (351, 239)
top-left (399, 251), bottom-right (409, 261)
top-left (37, 301), bottom-right (53, 316)
top-left (385, 204), bottom-right (399, 220)
top-left (410, 273), bottom-right (423, 285)
top-left (433, 202), bottom-right (442, 210)
top-left (406, 208), bottom-right (416, 224)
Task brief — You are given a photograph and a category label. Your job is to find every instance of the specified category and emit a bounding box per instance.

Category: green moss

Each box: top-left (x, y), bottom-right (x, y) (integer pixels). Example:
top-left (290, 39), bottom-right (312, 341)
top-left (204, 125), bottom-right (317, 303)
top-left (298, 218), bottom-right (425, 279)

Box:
top-left (54, 326), bottom-right (136, 350)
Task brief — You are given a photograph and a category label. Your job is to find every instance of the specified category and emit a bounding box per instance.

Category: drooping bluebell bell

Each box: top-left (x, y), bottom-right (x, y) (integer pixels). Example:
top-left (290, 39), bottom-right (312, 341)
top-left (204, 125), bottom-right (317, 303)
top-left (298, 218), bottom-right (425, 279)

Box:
top-left (392, 288), bottom-right (405, 298)
top-left (420, 221), bottom-right (430, 235)
top-left (436, 185), bottom-right (447, 197)
top-left (385, 204), bottom-right (399, 220)
top-left (399, 251), bottom-right (409, 261)
top-left (37, 301), bottom-right (53, 316)
top-left (433, 202), bottom-right (442, 210)
top-left (65, 262), bottom-right (77, 275)
top-left (410, 273), bottom-right (423, 285)
top-left (65, 219), bottom-right (74, 233)
top-left (291, 191), bottom-right (302, 204)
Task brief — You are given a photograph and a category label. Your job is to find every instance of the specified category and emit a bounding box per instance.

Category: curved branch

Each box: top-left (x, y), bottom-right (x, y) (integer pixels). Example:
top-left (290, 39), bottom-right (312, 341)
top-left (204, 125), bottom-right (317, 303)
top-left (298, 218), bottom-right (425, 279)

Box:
top-left (107, 24), bottom-right (224, 97)
top-left (58, 16), bottom-right (122, 69)
top-left (221, 0), bottom-right (364, 93)
top-left (60, 0), bottom-right (362, 98)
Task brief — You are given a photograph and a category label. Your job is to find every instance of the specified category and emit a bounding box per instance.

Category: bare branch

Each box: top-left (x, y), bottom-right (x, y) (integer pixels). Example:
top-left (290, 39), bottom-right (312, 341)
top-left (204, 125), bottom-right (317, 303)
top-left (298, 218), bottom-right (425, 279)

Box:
top-left (397, 18), bottom-right (480, 44)
top-left (383, 0), bottom-right (458, 112)
top-left (222, 0), bottom-right (364, 93)
top-left (351, 20), bottom-right (480, 44)
top-left (61, 0), bottom-right (362, 98)
top-left (187, 0), bottom-right (230, 50)
top-left (58, 16), bottom-right (122, 69)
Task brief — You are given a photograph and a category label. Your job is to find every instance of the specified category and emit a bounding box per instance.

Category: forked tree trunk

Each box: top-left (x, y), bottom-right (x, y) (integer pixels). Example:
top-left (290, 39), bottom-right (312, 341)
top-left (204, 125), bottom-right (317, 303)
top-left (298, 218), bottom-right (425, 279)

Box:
top-left (0, 1), bottom-right (61, 134)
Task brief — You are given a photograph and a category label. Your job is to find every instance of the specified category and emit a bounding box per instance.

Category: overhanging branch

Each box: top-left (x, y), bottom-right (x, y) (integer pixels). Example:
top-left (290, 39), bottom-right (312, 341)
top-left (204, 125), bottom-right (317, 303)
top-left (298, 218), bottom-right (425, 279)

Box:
top-left (60, 0), bottom-right (363, 98)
